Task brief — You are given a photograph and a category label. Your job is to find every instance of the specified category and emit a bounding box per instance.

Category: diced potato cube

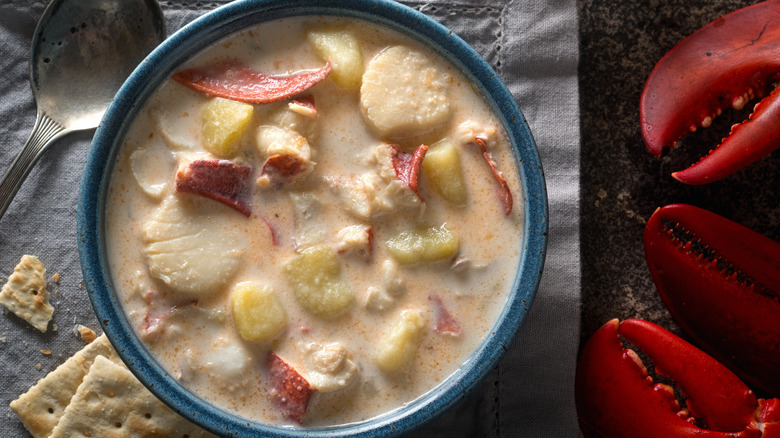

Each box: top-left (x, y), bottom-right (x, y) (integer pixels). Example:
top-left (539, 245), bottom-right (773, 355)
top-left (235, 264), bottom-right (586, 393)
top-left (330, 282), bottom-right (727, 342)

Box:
top-left (422, 139), bottom-right (467, 204)
top-left (375, 309), bottom-right (426, 372)
top-left (384, 224), bottom-right (459, 265)
top-left (230, 282), bottom-right (287, 341)
top-left (307, 26), bottom-right (363, 89)
top-left (284, 245), bottom-right (355, 318)
top-left (201, 97), bottom-right (254, 157)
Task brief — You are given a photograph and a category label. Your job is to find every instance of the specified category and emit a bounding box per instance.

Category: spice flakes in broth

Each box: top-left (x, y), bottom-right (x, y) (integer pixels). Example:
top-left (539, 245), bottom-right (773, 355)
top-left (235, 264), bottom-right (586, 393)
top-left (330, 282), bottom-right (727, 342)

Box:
top-left (104, 16), bottom-right (523, 427)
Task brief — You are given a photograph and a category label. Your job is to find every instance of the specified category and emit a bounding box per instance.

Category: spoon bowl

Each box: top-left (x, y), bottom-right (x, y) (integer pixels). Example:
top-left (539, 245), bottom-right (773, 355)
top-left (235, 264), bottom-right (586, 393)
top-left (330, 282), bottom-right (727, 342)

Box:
top-left (0, 0), bottom-right (165, 219)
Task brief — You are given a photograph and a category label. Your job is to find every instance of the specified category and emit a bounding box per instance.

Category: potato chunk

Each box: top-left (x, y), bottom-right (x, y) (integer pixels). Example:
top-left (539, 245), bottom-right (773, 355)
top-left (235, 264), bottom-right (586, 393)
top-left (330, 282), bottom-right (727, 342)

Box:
top-left (422, 139), bottom-right (467, 204)
top-left (201, 97), bottom-right (254, 157)
top-left (307, 26), bottom-right (363, 89)
top-left (384, 224), bottom-right (459, 265)
top-left (230, 282), bottom-right (287, 341)
top-left (284, 245), bottom-right (354, 318)
top-left (375, 309), bottom-right (426, 372)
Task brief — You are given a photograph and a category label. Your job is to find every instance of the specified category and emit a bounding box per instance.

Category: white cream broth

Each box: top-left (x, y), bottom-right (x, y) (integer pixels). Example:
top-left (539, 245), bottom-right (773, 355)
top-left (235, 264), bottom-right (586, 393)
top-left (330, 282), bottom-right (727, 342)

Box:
top-left (105, 16), bottom-right (523, 427)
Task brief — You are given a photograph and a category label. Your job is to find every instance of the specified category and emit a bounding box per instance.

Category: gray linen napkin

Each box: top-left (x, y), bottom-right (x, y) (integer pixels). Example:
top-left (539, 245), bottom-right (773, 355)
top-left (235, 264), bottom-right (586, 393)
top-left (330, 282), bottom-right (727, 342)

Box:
top-left (0, 0), bottom-right (580, 436)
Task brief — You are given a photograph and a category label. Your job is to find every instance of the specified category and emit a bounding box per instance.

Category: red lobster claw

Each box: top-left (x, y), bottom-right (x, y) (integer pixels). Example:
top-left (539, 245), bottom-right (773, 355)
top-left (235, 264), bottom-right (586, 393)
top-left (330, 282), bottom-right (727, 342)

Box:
top-left (644, 204), bottom-right (780, 396)
top-left (639, 0), bottom-right (780, 184)
top-left (575, 318), bottom-right (780, 437)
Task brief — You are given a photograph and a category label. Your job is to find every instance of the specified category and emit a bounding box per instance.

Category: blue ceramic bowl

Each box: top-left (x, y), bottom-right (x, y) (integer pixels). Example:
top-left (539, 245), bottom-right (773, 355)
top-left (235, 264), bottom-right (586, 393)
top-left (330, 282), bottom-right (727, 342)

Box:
top-left (78, 0), bottom-right (548, 436)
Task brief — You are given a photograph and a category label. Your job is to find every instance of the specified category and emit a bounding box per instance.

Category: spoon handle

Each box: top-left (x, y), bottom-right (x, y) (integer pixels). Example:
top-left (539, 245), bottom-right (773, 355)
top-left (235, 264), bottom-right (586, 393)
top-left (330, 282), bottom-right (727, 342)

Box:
top-left (0, 112), bottom-right (65, 220)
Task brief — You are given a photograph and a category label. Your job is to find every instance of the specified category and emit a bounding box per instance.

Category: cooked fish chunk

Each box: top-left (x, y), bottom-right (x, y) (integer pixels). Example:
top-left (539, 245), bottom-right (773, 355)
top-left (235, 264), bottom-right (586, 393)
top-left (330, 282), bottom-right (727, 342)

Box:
top-left (255, 125), bottom-right (314, 187)
top-left (335, 224), bottom-right (373, 259)
top-left (301, 342), bottom-right (358, 392)
top-left (289, 192), bottom-right (328, 250)
top-left (328, 143), bottom-right (423, 219)
top-left (365, 259), bottom-right (405, 313)
top-left (454, 120), bottom-right (497, 146)
top-left (267, 98), bottom-right (318, 142)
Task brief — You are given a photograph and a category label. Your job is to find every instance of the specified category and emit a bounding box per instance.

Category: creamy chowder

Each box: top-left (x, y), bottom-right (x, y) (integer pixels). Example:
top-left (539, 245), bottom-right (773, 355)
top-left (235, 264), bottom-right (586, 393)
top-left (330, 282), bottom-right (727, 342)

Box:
top-left (105, 15), bottom-right (523, 427)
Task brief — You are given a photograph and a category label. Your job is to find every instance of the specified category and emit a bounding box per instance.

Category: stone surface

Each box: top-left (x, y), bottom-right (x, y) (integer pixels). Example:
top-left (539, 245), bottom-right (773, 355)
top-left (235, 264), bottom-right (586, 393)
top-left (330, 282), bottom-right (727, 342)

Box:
top-left (579, 0), bottom-right (780, 356)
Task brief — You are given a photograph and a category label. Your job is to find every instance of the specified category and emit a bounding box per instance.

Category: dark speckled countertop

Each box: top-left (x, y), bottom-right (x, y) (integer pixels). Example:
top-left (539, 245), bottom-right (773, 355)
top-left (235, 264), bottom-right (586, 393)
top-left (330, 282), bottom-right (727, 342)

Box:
top-left (578, 0), bottom-right (780, 371)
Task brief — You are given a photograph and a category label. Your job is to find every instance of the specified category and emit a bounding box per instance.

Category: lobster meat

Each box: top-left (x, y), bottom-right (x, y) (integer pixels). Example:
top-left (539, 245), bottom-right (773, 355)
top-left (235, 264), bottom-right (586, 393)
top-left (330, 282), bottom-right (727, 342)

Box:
top-left (639, 0), bottom-right (780, 184)
top-left (575, 318), bottom-right (780, 437)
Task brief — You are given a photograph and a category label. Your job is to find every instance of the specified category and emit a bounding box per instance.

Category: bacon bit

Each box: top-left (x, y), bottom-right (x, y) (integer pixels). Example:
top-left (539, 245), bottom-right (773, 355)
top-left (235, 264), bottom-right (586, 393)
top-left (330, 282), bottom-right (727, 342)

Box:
top-left (176, 160), bottom-right (254, 217)
top-left (474, 137), bottom-right (513, 216)
top-left (390, 144), bottom-right (428, 197)
top-left (429, 294), bottom-right (462, 336)
top-left (172, 60), bottom-right (332, 104)
top-left (288, 95), bottom-right (317, 118)
top-left (267, 353), bottom-right (314, 424)
top-left (259, 155), bottom-right (309, 186)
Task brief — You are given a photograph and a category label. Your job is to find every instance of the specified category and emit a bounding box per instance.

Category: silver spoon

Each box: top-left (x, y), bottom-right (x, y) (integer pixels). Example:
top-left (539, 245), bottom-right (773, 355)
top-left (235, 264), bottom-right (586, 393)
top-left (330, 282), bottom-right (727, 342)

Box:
top-left (0, 0), bottom-right (166, 220)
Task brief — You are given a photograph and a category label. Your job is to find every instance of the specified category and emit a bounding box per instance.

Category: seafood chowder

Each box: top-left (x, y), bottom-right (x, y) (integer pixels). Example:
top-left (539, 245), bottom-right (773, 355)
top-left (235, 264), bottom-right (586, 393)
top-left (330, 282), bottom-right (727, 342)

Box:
top-left (105, 16), bottom-right (523, 427)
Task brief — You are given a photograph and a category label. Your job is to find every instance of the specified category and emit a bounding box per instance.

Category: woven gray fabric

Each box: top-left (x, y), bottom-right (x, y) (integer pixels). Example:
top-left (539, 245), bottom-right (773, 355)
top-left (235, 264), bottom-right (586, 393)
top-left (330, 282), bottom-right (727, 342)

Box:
top-left (0, 1), bottom-right (580, 436)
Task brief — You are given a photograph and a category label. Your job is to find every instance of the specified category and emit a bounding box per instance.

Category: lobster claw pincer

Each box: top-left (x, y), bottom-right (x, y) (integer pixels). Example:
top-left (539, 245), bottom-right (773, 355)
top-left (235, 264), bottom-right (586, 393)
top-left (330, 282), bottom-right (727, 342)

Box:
top-left (640, 0), bottom-right (780, 184)
top-left (644, 204), bottom-right (780, 396)
top-left (575, 318), bottom-right (780, 437)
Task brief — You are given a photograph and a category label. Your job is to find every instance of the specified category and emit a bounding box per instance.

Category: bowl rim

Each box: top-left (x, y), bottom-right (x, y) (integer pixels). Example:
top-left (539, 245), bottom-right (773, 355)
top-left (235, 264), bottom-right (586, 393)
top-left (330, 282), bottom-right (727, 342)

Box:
top-left (77, 0), bottom-right (548, 436)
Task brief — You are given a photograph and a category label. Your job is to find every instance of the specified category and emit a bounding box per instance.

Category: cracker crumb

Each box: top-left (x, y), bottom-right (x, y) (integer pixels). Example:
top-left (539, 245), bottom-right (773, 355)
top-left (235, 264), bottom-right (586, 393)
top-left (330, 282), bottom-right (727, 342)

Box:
top-left (74, 324), bottom-right (97, 344)
top-left (40, 349), bottom-right (52, 355)
top-left (35, 363), bottom-right (41, 370)
top-left (0, 255), bottom-right (54, 332)
top-left (52, 273), bottom-right (60, 283)
top-left (1, 337), bottom-right (6, 343)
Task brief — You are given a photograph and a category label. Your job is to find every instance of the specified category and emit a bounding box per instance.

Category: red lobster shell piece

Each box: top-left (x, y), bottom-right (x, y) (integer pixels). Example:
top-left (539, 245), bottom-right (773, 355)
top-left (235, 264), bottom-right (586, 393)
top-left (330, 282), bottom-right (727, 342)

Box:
top-left (644, 204), bottom-right (780, 396)
top-left (267, 353), bottom-right (314, 424)
top-left (474, 137), bottom-right (512, 215)
top-left (575, 318), bottom-right (780, 438)
top-left (175, 159), bottom-right (254, 217)
top-left (172, 60), bottom-right (332, 104)
top-left (390, 143), bottom-right (428, 197)
top-left (639, 0), bottom-right (780, 185)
